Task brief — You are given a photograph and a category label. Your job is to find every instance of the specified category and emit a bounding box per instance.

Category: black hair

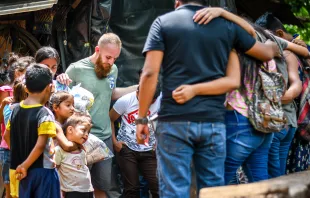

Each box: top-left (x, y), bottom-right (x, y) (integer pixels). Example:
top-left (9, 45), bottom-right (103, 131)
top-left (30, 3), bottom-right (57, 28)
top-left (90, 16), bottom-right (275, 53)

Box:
top-left (62, 113), bottom-right (92, 136)
top-left (35, 46), bottom-right (60, 65)
top-left (25, 64), bottom-right (53, 93)
top-left (178, 0), bottom-right (207, 5)
top-left (8, 60), bottom-right (31, 84)
top-left (255, 12), bottom-right (287, 33)
top-left (49, 91), bottom-right (74, 113)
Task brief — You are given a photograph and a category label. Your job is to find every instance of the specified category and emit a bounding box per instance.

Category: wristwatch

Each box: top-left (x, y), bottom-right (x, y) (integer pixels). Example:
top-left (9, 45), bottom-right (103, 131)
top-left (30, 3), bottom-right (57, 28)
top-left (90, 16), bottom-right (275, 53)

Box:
top-left (135, 117), bottom-right (148, 125)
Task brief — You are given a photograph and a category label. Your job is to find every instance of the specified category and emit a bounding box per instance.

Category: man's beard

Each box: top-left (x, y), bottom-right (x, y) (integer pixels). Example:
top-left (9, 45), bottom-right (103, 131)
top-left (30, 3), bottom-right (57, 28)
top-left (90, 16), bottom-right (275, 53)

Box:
top-left (94, 56), bottom-right (112, 79)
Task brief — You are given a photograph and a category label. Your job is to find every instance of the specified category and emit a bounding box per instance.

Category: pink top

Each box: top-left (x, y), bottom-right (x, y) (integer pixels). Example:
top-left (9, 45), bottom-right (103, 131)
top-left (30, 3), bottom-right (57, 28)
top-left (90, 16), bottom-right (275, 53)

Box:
top-left (0, 86), bottom-right (13, 149)
top-left (226, 60), bottom-right (277, 117)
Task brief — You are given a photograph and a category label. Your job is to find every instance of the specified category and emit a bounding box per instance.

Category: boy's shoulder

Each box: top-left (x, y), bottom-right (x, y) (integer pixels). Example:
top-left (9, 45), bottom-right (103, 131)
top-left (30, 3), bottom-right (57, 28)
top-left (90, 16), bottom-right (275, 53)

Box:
top-left (118, 91), bottom-right (136, 102)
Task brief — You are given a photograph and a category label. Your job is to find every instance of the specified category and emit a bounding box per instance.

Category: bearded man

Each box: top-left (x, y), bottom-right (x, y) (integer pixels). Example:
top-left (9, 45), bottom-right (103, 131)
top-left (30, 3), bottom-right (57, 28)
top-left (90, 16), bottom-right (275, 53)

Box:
top-left (58, 33), bottom-right (137, 198)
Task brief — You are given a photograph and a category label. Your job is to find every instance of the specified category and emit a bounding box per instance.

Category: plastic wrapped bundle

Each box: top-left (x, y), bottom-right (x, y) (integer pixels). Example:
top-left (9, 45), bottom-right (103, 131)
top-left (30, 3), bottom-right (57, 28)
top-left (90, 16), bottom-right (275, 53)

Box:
top-left (83, 134), bottom-right (114, 165)
top-left (70, 83), bottom-right (94, 113)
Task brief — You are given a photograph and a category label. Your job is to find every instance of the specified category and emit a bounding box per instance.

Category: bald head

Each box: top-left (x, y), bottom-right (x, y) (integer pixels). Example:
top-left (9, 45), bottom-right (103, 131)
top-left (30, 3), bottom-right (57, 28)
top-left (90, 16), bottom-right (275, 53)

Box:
top-left (98, 33), bottom-right (122, 49)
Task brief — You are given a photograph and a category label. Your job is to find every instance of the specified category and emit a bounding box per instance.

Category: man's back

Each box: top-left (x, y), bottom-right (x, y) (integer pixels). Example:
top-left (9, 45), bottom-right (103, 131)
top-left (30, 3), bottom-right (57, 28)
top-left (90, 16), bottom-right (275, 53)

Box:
top-left (143, 4), bottom-right (255, 122)
top-left (9, 103), bottom-right (55, 170)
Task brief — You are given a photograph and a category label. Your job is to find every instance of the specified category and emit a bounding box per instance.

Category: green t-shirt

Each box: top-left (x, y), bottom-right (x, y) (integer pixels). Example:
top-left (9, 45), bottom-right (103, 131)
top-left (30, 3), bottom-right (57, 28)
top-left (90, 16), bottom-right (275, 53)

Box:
top-left (66, 58), bottom-right (118, 141)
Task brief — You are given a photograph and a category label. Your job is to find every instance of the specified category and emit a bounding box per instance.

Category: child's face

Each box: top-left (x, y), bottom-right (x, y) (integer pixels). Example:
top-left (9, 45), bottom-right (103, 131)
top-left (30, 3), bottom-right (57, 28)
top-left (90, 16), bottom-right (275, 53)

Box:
top-left (54, 97), bottom-right (74, 120)
top-left (67, 122), bottom-right (91, 144)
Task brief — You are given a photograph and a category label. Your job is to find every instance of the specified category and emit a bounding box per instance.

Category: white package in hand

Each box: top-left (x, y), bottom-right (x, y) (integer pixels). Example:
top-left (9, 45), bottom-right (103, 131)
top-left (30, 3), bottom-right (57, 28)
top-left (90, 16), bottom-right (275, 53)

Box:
top-left (83, 134), bottom-right (114, 165)
top-left (70, 83), bottom-right (94, 113)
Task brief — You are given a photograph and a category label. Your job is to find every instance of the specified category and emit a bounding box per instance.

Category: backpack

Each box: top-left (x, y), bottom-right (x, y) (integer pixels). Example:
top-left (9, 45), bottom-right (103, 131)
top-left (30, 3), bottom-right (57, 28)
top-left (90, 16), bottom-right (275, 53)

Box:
top-left (246, 31), bottom-right (287, 133)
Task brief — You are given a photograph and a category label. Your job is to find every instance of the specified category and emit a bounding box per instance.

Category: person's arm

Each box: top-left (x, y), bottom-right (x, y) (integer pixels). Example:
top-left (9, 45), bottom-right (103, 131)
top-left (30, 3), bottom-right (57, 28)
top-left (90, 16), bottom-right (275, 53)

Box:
top-left (112, 85), bottom-right (138, 101)
top-left (272, 35), bottom-right (309, 58)
top-left (109, 109), bottom-right (125, 152)
top-left (0, 97), bottom-right (12, 124)
top-left (136, 51), bottom-right (163, 144)
top-left (16, 135), bottom-right (48, 180)
top-left (0, 92), bottom-right (10, 123)
top-left (55, 124), bottom-right (78, 152)
top-left (281, 50), bottom-right (302, 104)
top-left (3, 129), bottom-right (10, 149)
top-left (172, 50), bottom-right (240, 104)
top-left (245, 40), bottom-right (280, 62)
top-left (57, 63), bottom-right (76, 87)
top-left (193, 8), bottom-right (256, 38)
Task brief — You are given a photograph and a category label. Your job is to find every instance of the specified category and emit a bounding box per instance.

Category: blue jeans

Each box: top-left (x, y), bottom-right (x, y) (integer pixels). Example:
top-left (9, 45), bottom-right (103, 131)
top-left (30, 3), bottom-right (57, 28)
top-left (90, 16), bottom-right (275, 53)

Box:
top-left (225, 110), bottom-right (273, 184)
top-left (156, 121), bottom-right (226, 198)
top-left (268, 126), bottom-right (296, 178)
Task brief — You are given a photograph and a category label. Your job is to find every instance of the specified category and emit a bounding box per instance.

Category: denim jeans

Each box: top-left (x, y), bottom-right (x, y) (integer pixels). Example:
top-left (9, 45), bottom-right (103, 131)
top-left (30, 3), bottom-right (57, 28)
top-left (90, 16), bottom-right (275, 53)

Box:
top-left (268, 126), bottom-right (296, 178)
top-left (225, 110), bottom-right (273, 184)
top-left (156, 121), bottom-right (226, 198)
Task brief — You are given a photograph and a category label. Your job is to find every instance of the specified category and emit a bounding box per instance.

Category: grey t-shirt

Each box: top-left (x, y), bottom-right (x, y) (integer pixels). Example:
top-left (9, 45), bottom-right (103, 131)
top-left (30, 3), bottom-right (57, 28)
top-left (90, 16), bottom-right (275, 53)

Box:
top-left (271, 34), bottom-right (297, 127)
top-left (66, 58), bottom-right (118, 141)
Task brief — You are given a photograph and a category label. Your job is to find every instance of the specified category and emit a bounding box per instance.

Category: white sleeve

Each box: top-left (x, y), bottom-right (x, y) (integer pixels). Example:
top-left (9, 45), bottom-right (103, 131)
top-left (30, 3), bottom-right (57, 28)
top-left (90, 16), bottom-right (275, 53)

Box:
top-left (113, 94), bottom-right (130, 115)
top-left (55, 146), bottom-right (63, 166)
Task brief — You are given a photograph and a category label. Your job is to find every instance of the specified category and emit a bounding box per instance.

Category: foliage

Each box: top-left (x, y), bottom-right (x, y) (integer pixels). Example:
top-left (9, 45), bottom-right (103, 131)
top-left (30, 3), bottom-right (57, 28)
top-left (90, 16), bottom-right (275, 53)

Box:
top-left (284, 0), bottom-right (310, 44)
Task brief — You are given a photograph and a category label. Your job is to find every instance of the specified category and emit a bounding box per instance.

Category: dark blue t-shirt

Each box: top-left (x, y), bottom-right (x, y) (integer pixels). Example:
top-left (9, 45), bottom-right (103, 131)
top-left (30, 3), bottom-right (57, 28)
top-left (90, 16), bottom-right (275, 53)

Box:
top-left (143, 5), bottom-right (256, 122)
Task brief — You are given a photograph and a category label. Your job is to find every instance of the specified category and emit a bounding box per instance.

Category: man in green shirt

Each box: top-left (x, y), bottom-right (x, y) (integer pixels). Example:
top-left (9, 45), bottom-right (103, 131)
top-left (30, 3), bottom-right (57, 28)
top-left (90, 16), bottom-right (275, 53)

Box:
top-left (58, 33), bottom-right (137, 198)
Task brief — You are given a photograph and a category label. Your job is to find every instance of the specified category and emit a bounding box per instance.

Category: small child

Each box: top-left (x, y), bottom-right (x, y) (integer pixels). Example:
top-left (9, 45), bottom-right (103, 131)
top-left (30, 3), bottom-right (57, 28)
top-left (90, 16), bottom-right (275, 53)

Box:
top-left (55, 113), bottom-right (94, 198)
top-left (49, 91), bottom-right (75, 126)
top-left (4, 64), bottom-right (60, 198)
top-left (49, 91), bottom-right (80, 152)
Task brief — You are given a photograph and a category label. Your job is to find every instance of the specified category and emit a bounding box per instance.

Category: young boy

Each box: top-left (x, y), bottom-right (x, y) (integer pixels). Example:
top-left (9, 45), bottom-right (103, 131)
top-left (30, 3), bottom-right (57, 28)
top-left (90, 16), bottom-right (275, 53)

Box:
top-left (55, 113), bottom-right (93, 198)
top-left (4, 64), bottom-right (60, 198)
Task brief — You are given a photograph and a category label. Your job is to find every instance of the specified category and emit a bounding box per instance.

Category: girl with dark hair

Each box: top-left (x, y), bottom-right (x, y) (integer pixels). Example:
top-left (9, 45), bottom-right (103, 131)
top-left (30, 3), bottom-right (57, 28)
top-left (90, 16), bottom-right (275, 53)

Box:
top-left (224, 27), bottom-right (279, 184)
top-left (35, 47), bottom-right (69, 92)
top-left (35, 46), bottom-right (60, 76)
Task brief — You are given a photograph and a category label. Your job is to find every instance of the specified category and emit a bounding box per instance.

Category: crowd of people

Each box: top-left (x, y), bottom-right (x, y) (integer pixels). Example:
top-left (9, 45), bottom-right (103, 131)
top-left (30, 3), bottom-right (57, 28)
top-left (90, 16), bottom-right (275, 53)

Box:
top-left (0, 0), bottom-right (309, 198)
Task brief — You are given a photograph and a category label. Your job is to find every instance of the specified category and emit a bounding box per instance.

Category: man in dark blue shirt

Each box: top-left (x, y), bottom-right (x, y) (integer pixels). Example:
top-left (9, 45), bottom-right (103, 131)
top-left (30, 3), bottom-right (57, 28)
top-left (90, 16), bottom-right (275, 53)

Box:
top-left (135, 1), bottom-right (279, 197)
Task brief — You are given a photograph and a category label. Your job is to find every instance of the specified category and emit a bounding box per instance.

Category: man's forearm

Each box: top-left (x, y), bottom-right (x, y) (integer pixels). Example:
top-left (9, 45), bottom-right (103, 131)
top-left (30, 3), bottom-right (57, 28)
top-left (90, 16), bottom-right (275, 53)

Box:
top-left (138, 74), bottom-right (158, 118)
top-left (112, 85), bottom-right (138, 101)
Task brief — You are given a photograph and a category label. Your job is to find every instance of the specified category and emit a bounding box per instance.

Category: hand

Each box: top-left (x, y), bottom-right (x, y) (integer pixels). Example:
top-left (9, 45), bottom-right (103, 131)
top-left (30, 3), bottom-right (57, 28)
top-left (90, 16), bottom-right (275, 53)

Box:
top-left (2, 97), bottom-right (13, 106)
top-left (113, 141), bottom-right (126, 153)
top-left (292, 39), bottom-right (307, 48)
top-left (56, 73), bottom-right (72, 86)
top-left (136, 124), bottom-right (150, 145)
top-left (266, 39), bottom-right (281, 58)
top-left (172, 85), bottom-right (196, 104)
top-left (15, 164), bottom-right (27, 180)
top-left (193, 8), bottom-right (223, 24)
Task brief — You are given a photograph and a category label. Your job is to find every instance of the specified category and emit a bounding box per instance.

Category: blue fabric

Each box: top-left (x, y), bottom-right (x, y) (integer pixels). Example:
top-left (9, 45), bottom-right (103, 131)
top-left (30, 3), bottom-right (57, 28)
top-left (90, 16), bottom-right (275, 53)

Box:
top-left (155, 121), bottom-right (226, 198)
top-left (268, 126), bottom-right (296, 178)
top-left (225, 110), bottom-right (273, 184)
top-left (3, 104), bottom-right (12, 126)
top-left (19, 168), bottom-right (61, 198)
top-left (54, 80), bottom-right (70, 92)
top-left (142, 4), bottom-right (256, 122)
top-left (0, 148), bottom-right (10, 183)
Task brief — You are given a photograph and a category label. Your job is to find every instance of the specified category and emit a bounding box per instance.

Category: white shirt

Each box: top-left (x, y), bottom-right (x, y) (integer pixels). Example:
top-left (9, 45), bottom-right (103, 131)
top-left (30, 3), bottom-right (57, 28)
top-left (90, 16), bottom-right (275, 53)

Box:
top-left (55, 146), bottom-right (93, 192)
top-left (113, 92), bottom-right (161, 152)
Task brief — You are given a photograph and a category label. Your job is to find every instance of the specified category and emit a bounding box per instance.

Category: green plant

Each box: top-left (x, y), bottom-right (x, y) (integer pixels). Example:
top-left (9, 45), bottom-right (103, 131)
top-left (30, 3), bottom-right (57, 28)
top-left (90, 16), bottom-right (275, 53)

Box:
top-left (284, 0), bottom-right (310, 44)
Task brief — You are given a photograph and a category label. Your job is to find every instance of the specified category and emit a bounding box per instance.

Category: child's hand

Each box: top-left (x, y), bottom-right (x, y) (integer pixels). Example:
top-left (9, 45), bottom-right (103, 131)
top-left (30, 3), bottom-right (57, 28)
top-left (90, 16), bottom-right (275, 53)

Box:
top-left (2, 97), bottom-right (13, 106)
top-left (16, 164), bottom-right (27, 180)
top-left (172, 85), bottom-right (196, 104)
